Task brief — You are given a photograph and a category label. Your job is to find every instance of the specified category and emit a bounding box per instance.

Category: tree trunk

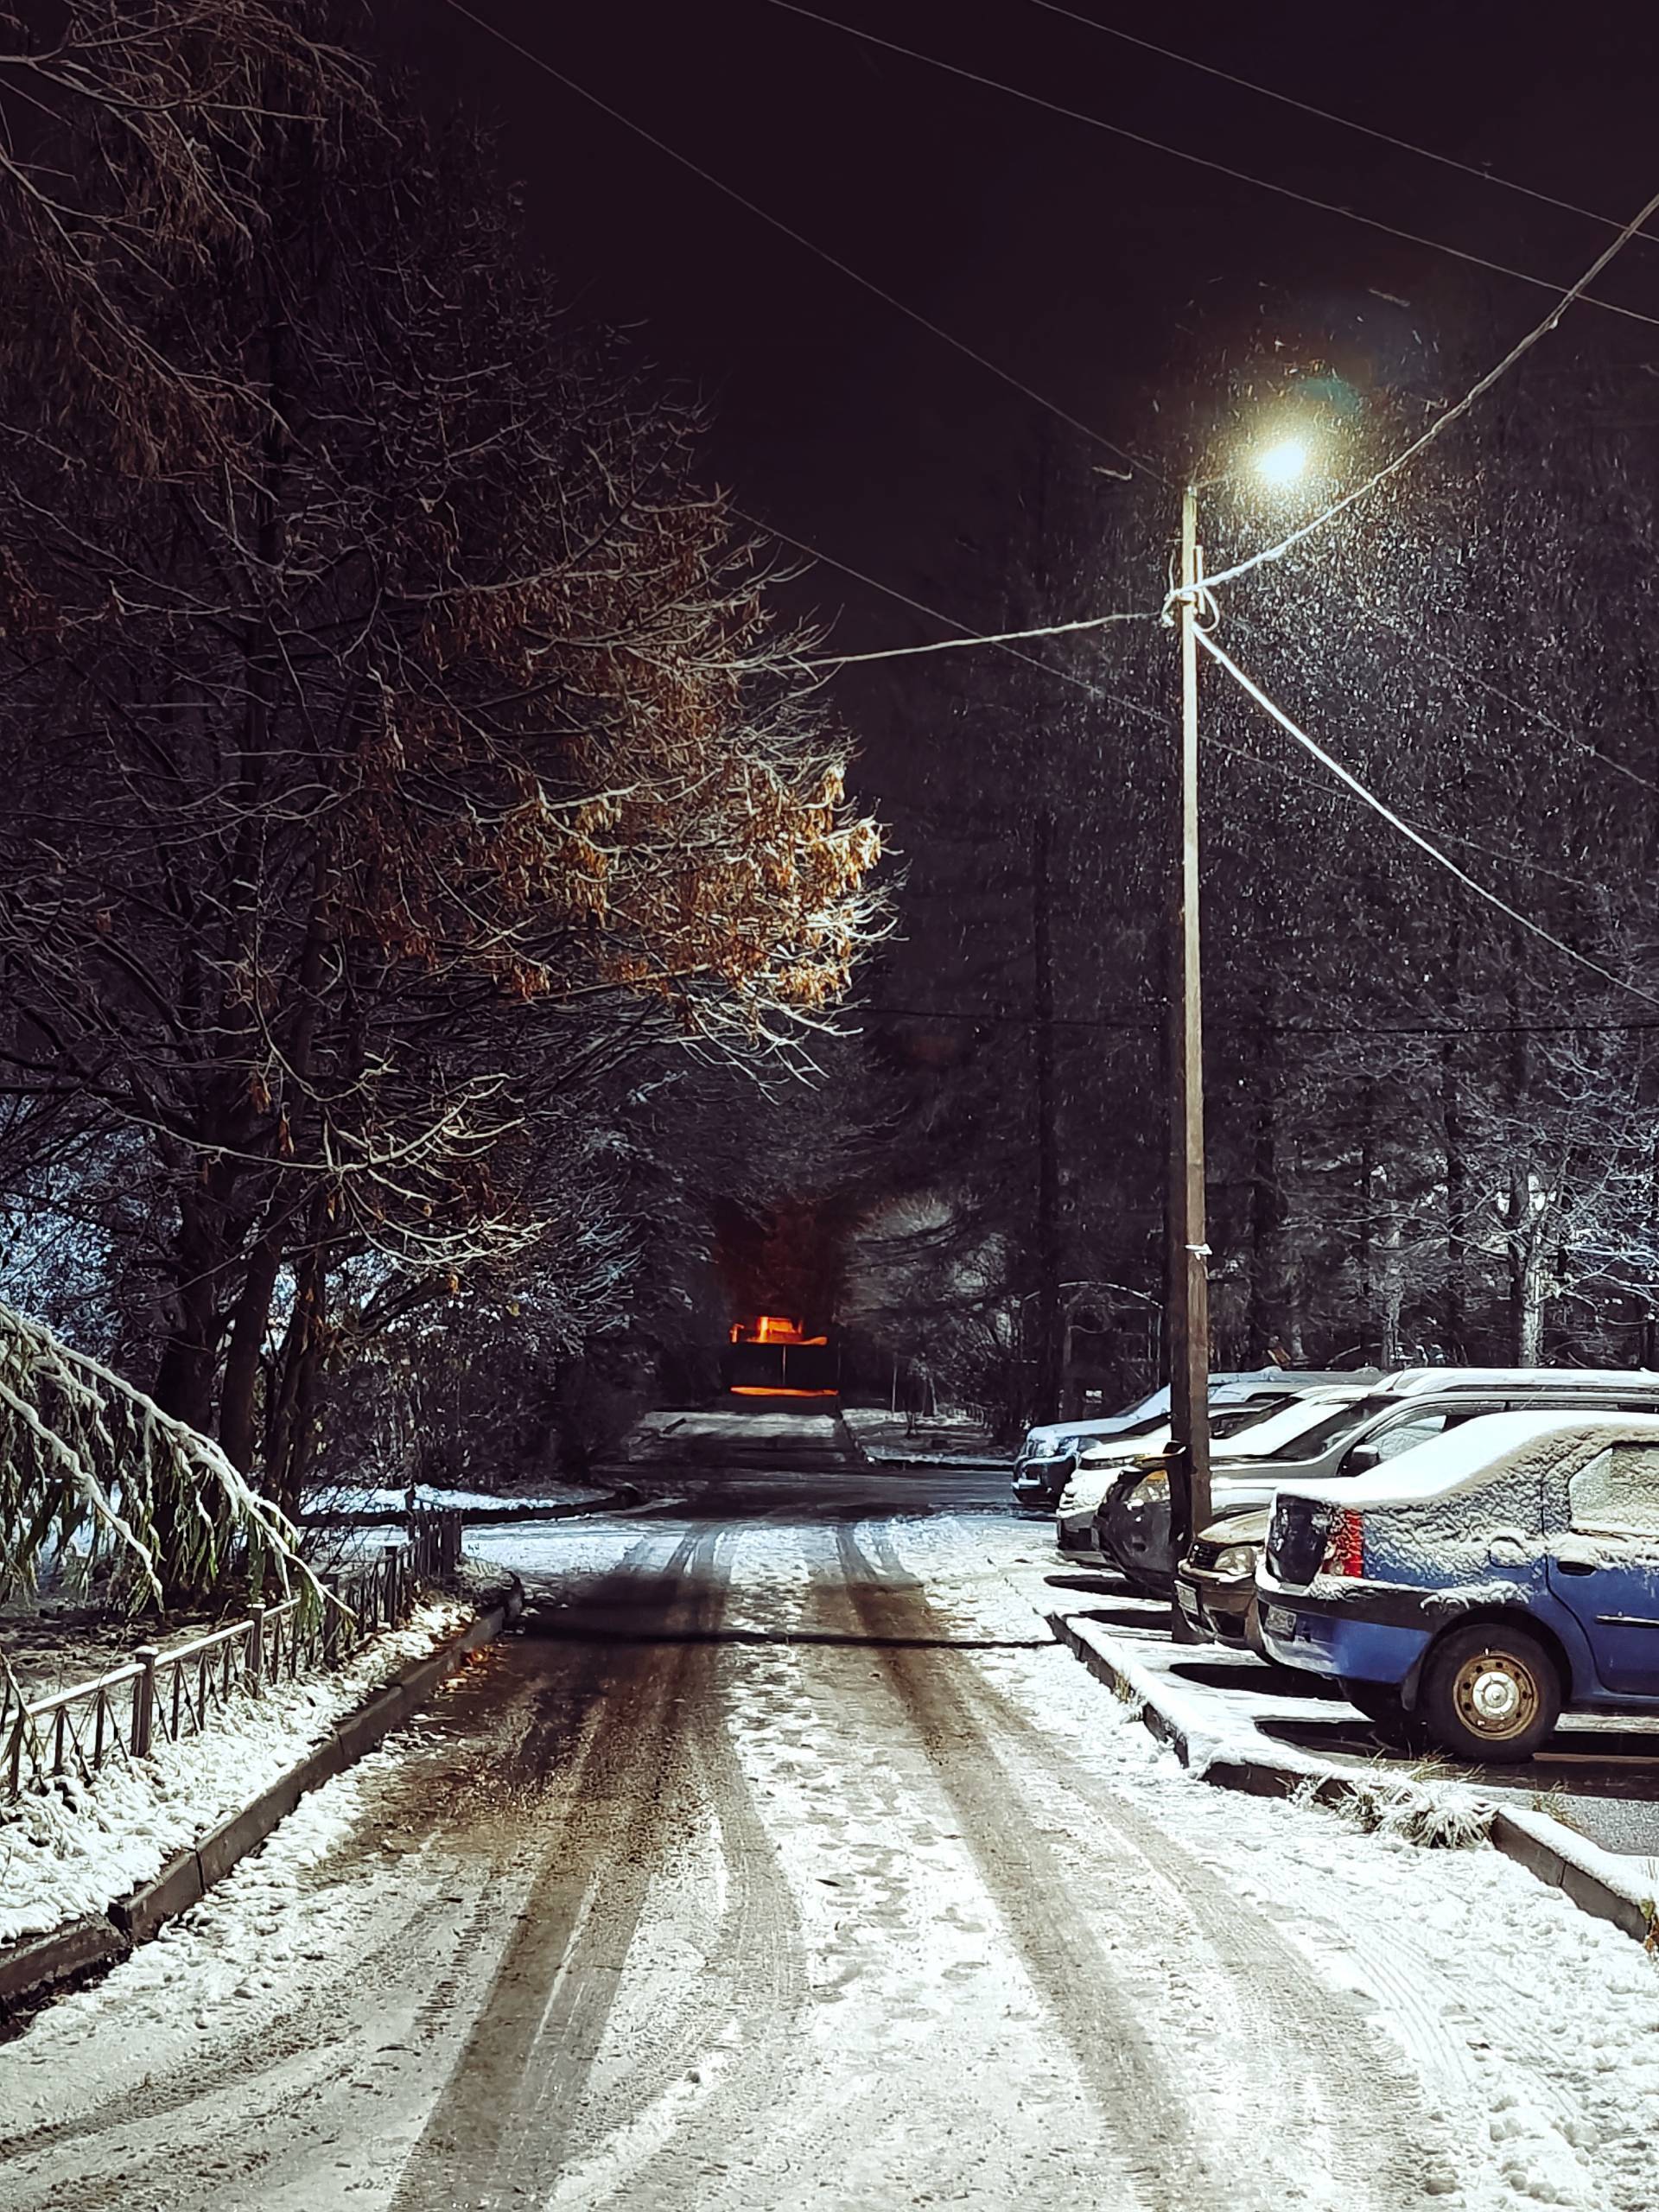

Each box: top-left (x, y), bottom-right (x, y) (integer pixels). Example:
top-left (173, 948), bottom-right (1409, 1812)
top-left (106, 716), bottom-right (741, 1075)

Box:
top-left (264, 1205), bottom-right (329, 1519)
top-left (1245, 988), bottom-right (1283, 1365)
top-left (152, 1186), bottom-right (224, 1435)
top-left (1358, 1122), bottom-right (1376, 1365)
top-left (1510, 1228), bottom-right (1545, 1366)
top-left (218, 1224), bottom-right (285, 1477)
top-left (1031, 806), bottom-right (1063, 1420)
top-left (1440, 1037), bottom-right (1468, 1359)
top-left (1506, 998), bottom-right (1539, 1363)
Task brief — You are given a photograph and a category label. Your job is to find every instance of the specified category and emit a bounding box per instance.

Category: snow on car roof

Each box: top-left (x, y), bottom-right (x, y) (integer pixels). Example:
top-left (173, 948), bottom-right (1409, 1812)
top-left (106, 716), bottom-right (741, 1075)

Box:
top-left (1279, 1407), bottom-right (1659, 1512)
top-left (1021, 1370), bottom-right (1370, 1447)
top-left (1386, 1365), bottom-right (1659, 1395)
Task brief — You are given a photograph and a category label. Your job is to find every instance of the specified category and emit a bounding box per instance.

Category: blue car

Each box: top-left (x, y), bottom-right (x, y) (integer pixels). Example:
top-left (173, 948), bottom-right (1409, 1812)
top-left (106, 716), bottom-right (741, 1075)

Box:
top-left (1256, 1408), bottom-right (1659, 1762)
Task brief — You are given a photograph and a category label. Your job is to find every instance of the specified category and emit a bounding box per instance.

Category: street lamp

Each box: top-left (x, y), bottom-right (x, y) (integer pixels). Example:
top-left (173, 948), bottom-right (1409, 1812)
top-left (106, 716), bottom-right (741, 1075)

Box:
top-left (1165, 435), bottom-right (1308, 1602)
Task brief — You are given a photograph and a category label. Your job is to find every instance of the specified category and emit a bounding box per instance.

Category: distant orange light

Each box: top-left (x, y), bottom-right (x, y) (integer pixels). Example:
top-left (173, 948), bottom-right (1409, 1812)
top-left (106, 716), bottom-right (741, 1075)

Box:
top-left (728, 1314), bottom-right (827, 1347)
top-left (730, 1385), bottom-right (839, 1398)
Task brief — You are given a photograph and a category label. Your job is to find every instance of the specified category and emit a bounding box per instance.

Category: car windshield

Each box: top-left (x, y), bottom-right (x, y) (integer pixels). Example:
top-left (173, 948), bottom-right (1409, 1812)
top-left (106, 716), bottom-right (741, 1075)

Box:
top-left (1263, 1394), bottom-right (1402, 1462)
top-left (1211, 1395), bottom-right (1295, 1440)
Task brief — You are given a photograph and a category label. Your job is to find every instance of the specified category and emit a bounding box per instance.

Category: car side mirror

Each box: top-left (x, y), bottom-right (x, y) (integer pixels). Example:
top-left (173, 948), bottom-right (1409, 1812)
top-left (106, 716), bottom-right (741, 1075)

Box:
top-left (1344, 1443), bottom-right (1382, 1476)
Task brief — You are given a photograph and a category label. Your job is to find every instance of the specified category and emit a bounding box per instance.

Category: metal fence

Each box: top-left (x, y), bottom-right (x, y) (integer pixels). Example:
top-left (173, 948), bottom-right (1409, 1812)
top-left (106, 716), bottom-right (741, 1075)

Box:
top-left (2, 1510), bottom-right (463, 1804)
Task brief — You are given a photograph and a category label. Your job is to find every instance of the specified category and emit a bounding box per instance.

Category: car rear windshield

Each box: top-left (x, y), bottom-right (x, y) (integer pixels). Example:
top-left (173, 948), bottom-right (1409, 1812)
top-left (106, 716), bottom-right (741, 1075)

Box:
top-left (1264, 1395), bottom-right (1401, 1461)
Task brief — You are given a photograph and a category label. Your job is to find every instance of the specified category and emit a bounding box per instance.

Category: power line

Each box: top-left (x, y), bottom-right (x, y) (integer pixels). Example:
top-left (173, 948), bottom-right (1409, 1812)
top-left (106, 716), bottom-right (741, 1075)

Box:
top-left (754, 512), bottom-right (1636, 896)
top-left (760, 1), bottom-right (1659, 334)
top-left (437, 0), bottom-right (1154, 478)
top-left (1028, 1), bottom-right (1659, 254)
top-left (863, 1002), bottom-right (1659, 1037)
top-left (1195, 180), bottom-right (1659, 595)
top-left (1207, 730), bottom-right (1602, 893)
top-left (1347, 598), bottom-right (1659, 800)
top-left (1195, 626), bottom-right (1659, 1011)
top-left (798, 605), bottom-right (1154, 667)
top-left (731, 503), bottom-right (1166, 725)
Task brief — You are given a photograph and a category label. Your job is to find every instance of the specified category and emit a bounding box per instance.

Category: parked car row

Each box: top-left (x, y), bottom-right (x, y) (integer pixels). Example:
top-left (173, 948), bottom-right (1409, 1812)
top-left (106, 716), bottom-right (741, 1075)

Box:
top-left (1013, 1367), bottom-right (1374, 1515)
top-left (1025, 1366), bottom-right (1659, 1763)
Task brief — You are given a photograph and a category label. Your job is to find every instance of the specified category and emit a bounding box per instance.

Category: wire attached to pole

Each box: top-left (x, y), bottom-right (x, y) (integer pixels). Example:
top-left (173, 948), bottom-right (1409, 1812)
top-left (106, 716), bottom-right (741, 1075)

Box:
top-left (1188, 181), bottom-right (1659, 601)
top-left (1193, 626), bottom-right (1659, 1013)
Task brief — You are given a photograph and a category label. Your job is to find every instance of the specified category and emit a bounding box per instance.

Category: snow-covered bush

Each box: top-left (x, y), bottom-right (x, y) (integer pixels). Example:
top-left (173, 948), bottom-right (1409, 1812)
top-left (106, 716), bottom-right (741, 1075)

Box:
top-left (0, 1301), bottom-right (304, 1607)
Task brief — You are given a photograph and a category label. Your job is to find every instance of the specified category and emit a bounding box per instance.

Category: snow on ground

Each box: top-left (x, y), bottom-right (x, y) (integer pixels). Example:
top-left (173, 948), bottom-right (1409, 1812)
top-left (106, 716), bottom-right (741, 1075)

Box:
top-left (837, 1405), bottom-right (1007, 1465)
top-left (889, 1512), bottom-right (1659, 2212)
top-left (461, 1510), bottom-right (681, 1592)
top-left (9, 1504), bottom-right (1659, 2209)
top-left (0, 1598), bottom-right (468, 1947)
top-left (308, 1478), bottom-right (613, 1516)
top-left (632, 1410), bottom-right (841, 1443)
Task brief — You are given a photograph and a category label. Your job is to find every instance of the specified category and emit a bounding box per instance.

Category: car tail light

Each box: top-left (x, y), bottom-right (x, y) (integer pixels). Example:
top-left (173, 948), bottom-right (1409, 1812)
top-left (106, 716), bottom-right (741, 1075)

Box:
top-left (1322, 1508), bottom-right (1364, 1578)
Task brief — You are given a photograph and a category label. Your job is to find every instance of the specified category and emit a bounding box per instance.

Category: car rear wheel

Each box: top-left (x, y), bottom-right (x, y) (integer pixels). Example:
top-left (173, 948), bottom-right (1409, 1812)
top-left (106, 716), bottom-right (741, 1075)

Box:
top-left (1420, 1624), bottom-right (1561, 1764)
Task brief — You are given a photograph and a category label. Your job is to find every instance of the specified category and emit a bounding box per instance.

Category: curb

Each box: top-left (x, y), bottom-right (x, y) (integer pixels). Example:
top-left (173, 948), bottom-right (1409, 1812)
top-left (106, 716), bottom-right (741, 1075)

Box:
top-left (302, 1486), bottom-right (643, 1530)
top-left (856, 1455), bottom-right (1014, 1473)
top-left (1047, 1610), bottom-right (1659, 1948)
top-left (0, 1584), bottom-right (524, 2019)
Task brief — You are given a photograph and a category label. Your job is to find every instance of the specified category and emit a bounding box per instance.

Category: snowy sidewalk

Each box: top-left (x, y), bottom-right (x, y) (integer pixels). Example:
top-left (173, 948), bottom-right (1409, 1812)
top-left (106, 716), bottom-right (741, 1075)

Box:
top-left (839, 1405), bottom-right (1009, 1469)
top-left (997, 1549), bottom-right (1659, 1945)
top-left (0, 1598), bottom-right (489, 1956)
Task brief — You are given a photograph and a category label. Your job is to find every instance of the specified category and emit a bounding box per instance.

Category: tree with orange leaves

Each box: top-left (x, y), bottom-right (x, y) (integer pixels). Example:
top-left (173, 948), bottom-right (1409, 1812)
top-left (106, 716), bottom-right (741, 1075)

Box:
top-left (0, 2), bottom-right (885, 1533)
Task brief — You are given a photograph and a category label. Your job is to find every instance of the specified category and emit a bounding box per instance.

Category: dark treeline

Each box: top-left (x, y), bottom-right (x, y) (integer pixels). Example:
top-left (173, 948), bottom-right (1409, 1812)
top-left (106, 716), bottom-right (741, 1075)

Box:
top-left (0, 0), bottom-right (884, 1567)
top-left (848, 276), bottom-right (1659, 1427)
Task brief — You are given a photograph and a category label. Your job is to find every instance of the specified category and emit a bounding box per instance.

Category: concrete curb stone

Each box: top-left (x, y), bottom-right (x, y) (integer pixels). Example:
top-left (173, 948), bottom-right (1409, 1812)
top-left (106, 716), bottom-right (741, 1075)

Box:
top-left (1048, 1609), bottom-right (1659, 1948)
top-left (302, 1486), bottom-right (642, 1530)
top-left (1, 1583), bottom-right (524, 2019)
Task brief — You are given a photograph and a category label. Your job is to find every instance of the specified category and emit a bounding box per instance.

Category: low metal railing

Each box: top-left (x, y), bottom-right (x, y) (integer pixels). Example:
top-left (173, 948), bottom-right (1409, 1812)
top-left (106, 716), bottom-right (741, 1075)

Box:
top-left (1, 1510), bottom-right (464, 1804)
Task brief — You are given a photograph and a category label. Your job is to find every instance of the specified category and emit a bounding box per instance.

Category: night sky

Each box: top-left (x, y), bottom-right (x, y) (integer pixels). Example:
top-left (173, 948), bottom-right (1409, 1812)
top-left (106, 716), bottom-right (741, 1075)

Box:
top-left (385, 1), bottom-right (1659, 664)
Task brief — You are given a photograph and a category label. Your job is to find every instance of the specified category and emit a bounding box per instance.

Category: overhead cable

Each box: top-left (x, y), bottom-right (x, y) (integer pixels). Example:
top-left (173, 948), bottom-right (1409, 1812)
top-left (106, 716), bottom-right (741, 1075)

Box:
top-left (1208, 732), bottom-right (1600, 892)
top-left (1029, 2), bottom-right (1659, 253)
top-left (798, 606), bottom-right (1154, 667)
top-left (438, 0), bottom-right (1152, 478)
top-left (1347, 600), bottom-right (1659, 799)
top-left (760, 1), bottom-right (1659, 333)
top-left (1195, 627), bottom-right (1659, 1012)
top-left (730, 503), bottom-right (1166, 724)
top-left (1192, 181), bottom-right (1659, 597)
top-left (863, 1001), bottom-right (1659, 1038)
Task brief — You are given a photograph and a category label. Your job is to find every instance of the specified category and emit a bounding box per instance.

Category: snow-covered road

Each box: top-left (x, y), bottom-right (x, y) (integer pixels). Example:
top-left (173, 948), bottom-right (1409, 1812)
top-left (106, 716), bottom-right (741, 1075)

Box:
top-left (3, 1491), bottom-right (1656, 2210)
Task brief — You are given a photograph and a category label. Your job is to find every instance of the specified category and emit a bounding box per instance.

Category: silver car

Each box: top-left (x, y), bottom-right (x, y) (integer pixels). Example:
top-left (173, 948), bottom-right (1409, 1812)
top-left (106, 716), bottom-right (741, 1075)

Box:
top-left (1098, 1367), bottom-right (1659, 1596)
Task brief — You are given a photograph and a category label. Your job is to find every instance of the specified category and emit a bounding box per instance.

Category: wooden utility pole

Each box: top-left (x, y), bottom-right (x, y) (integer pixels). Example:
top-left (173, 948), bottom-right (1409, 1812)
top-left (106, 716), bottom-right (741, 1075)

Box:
top-left (1167, 485), bottom-right (1212, 1569)
top-left (1032, 806), bottom-right (1063, 1422)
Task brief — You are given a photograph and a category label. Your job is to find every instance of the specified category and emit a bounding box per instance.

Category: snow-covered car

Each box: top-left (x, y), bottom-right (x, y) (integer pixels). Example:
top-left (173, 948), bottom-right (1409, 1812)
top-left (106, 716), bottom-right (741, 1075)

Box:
top-left (1256, 1408), bottom-right (1659, 1762)
top-left (1011, 1368), bottom-right (1359, 1514)
top-left (1055, 1388), bottom-right (1367, 1559)
top-left (1099, 1367), bottom-right (1659, 1598)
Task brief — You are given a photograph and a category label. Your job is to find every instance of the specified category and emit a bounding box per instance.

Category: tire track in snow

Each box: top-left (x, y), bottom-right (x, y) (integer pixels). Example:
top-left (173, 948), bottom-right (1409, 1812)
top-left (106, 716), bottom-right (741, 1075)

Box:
top-left (541, 1530), bottom-right (810, 2210)
top-left (861, 1521), bottom-right (1443, 2212)
top-left (385, 1525), bottom-right (731, 2212)
top-left (0, 1530), bottom-right (693, 2212)
top-left (813, 1522), bottom-right (1198, 2212)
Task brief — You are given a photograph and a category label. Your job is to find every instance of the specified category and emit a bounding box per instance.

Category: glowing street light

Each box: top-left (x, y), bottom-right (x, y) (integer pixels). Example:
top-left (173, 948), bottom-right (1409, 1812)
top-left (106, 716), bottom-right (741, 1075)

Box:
top-left (1254, 434), bottom-right (1310, 489)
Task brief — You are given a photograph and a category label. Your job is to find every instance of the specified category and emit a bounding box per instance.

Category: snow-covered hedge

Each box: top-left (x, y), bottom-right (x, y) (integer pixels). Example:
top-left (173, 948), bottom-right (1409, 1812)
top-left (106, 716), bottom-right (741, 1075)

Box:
top-left (0, 1302), bottom-right (303, 1607)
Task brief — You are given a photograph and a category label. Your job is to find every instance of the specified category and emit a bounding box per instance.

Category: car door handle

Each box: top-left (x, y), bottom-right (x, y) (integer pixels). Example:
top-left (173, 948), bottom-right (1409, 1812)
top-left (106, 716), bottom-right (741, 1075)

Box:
top-left (1555, 1557), bottom-right (1599, 1575)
